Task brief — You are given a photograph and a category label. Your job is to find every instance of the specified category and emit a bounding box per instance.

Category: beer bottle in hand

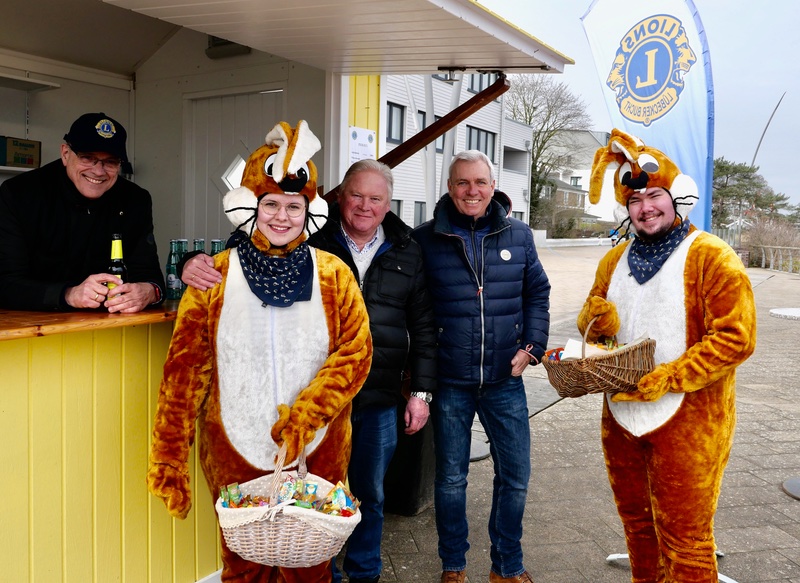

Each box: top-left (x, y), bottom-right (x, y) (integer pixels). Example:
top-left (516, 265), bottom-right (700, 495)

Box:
top-left (107, 233), bottom-right (128, 291)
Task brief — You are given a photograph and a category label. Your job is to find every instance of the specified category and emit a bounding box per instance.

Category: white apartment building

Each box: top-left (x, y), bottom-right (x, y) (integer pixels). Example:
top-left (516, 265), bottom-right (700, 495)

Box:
top-left (380, 73), bottom-right (534, 227)
top-left (555, 129), bottom-right (614, 223)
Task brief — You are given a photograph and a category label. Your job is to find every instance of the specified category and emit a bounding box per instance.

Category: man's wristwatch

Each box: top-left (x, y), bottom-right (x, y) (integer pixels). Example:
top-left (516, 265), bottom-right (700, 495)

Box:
top-left (410, 391), bottom-right (432, 404)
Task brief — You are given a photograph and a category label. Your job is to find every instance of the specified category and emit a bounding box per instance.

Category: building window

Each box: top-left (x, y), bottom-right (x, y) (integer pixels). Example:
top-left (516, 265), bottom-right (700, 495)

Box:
top-left (414, 201), bottom-right (427, 227)
top-left (512, 211), bottom-right (524, 221)
top-left (466, 126), bottom-right (496, 162)
top-left (570, 176), bottom-right (581, 187)
top-left (387, 102), bottom-right (405, 144)
top-left (431, 73), bottom-right (449, 82)
top-left (468, 72), bottom-right (498, 93)
top-left (418, 111), bottom-right (446, 153)
top-left (434, 115), bottom-right (445, 153)
top-left (390, 199), bottom-right (402, 217)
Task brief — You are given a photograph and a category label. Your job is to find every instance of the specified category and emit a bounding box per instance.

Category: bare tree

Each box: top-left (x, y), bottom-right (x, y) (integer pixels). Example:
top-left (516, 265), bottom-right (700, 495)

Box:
top-left (506, 74), bottom-right (593, 229)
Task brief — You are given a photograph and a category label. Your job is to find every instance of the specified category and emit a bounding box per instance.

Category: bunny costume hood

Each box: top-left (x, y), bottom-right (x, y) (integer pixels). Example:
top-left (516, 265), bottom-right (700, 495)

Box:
top-left (224, 120), bottom-right (328, 234)
top-left (589, 128), bottom-right (699, 230)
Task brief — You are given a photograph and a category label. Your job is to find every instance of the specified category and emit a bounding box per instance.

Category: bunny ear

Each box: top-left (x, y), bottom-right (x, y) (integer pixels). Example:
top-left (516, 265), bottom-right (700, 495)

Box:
top-left (264, 122), bottom-right (292, 183)
top-left (287, 120), bottom-right (321, 176)
top-left (263, 120), bottom-right (322, 184)
top-left (589, 147), bottom-right (622, 205)
top-left (608, 128), bottom-right (644, 155)
top-left (589, 129), bottom-right (644, 205)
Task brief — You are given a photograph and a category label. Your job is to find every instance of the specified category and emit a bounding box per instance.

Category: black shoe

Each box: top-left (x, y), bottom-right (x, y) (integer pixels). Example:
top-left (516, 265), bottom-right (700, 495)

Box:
top-left (348, 577), bottom-right (380, 583)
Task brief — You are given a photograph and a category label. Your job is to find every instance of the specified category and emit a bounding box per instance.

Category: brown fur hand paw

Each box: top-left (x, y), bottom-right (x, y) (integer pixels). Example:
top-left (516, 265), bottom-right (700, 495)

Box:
top-left (270, 404), bottom-right (292, 443)
top-left (580, 296), bottom-right (620, 339)
top-left (146, 463), bottom-right (192, 519)
top-left (277, 424), bottom-right (316, 466)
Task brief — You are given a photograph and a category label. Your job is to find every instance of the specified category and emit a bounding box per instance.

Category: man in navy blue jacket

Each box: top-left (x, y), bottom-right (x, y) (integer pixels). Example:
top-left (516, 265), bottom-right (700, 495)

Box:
top-left (412, 150), bottom-right (550, 583)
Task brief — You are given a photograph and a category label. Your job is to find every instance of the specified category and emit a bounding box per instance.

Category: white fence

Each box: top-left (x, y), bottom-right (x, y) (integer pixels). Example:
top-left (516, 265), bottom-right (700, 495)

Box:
top-left (756, 246), bottom-right (800, 274)
top-left (531, 232), bottom-right (800, 275)
top-left (532, 230), bottom-right (613, 248)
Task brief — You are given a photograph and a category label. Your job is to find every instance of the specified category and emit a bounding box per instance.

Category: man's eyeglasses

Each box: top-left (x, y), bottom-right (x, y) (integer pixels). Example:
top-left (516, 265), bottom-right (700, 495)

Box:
top-left (70, 149), bottom-right (122, 171)
top-left (259, 200), bottom-right (306, 218)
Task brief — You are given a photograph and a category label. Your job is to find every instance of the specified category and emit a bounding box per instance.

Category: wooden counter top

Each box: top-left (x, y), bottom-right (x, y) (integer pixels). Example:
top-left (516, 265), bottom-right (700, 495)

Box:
top-left (0, 302), bottom-right (178, 341)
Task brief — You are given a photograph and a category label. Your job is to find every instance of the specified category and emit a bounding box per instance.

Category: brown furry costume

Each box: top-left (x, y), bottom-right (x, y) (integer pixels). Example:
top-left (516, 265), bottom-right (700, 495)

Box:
top-left (147, 121), bottom-right (372, 582)
top-left (577, 130), bottom-right (756, 582)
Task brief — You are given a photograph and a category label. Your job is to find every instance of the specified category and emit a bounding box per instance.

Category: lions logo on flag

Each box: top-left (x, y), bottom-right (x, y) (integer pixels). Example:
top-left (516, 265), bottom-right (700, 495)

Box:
top-left (606, 14), bottom-right (696, 126)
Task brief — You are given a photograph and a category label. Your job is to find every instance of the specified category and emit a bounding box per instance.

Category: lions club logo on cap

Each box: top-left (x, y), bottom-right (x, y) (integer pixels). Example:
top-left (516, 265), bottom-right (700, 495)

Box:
top-left (95, 118), bottom-right (117, 139)
top-left (606, 14), bottom-right (696, 127)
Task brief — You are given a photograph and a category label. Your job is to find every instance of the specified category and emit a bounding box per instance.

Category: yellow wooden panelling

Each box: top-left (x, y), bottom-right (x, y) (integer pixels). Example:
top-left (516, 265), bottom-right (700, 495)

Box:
top-left (63, 332), bottom-right (95, 581)
top-left (30, 334), bottom-right (64, 580)
top-left (122, 325), bottom-right (150, 583)
top-left (0, 322), bottom-right (220, 583)
top-left (95, 328), bottom-right (124, 579)
top-left (0, 339), bottom-right (31, 581)
top-left (349, 75), bottom-right (381, 136)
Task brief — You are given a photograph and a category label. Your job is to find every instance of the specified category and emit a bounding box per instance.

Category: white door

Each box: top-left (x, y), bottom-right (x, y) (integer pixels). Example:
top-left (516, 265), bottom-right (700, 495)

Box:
top-left (185, 90), bottom-right (284, 248)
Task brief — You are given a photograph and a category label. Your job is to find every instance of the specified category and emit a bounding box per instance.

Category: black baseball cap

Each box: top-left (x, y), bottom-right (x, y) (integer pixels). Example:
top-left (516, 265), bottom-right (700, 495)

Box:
top-left (63, 112), bottom-right (128, 162)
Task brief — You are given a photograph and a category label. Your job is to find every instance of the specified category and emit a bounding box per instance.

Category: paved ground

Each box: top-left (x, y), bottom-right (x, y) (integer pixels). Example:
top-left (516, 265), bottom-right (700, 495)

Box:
top-left (338, 244), bottom-right (800, 583)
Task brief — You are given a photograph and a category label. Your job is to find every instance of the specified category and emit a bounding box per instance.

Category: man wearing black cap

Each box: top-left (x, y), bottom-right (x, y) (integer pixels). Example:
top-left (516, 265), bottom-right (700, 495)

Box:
top-left (0, 112), bottom-right (165, 312)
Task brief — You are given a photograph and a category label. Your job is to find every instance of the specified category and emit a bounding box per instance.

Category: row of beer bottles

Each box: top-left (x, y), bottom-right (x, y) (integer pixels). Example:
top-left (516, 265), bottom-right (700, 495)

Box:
top-left (165, 238), bottom-right (226, 300)
top-left (104, 234), bottom-right (226, 301)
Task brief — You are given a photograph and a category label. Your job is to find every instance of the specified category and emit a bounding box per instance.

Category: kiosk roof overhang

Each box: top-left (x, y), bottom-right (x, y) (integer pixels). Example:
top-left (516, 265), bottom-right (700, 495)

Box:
top-left (106, 0), bottom-right (573, 75)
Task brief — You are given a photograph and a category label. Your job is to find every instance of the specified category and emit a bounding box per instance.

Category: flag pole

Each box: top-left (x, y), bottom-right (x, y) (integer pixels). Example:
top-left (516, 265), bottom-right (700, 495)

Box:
top-left (751, 92), bottom-right (786, 168)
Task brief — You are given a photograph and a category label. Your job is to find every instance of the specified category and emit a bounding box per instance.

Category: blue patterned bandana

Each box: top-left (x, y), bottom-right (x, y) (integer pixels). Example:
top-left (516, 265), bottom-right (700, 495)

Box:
top-left (232, 231), bottom-right (313, 307)
top-left (628, 219), bottom-right (690, 284)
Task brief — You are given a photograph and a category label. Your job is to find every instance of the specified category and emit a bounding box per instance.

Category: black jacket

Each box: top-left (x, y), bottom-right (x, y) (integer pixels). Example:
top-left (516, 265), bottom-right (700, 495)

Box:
top-left (0, 160), bottom-right (165, 310)
top-left (308, 204), bottom-right (436, 409)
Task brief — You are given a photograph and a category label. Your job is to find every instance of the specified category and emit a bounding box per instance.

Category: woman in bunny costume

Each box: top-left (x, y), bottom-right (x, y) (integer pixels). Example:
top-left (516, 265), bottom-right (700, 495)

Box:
top-left (146, 120), bottom-right (372, 582)
top-left (577, 129), bottom-right (756, 582)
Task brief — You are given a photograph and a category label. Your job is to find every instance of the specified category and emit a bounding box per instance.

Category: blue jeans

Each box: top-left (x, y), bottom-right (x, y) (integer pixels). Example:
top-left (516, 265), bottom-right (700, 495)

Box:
top-left (332, 404), bottom-right (398, 582)
top-left (433, 376), bottom-right (530, 578)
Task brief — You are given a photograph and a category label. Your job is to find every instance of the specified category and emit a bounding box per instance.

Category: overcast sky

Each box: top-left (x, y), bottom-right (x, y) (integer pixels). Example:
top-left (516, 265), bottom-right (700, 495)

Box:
top-left (480, 0), bottom-right (800, 206)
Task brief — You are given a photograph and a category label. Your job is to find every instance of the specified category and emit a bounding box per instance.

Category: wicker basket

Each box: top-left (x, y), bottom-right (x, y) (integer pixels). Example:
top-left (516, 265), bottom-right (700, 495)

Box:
top-left (542, 317), bottom-right (656, 398)
top-left (215, 445), bottom-right (361, 567)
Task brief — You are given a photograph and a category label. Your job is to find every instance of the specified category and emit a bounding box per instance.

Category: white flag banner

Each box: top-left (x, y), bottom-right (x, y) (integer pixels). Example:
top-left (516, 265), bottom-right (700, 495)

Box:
top-left (582, 0), bottom-right (714, 231)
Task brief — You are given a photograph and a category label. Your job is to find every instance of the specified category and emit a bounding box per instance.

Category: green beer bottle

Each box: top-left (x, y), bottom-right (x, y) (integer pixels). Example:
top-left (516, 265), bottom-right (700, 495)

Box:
top-left (165, 239), bottom-right (182, 300)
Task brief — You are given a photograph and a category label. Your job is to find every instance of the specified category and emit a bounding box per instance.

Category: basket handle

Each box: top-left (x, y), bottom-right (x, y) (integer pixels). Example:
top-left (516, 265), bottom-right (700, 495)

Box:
top-left (582, 317), bottom-right (598, 359)
top-left (582, 316), bottom-right (619, 358)
top-left (268, 443), bottom-right (308, 506)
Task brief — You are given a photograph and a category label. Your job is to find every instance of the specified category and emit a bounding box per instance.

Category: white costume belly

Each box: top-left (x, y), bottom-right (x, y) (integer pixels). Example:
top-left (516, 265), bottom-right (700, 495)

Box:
top-left (216, 249), bottom-right (330, 470)
top-left (605, 231), bottom-right (700, 436)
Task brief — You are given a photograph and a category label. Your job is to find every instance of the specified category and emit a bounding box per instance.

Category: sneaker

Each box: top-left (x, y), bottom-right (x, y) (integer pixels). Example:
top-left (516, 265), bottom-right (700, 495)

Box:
top-left (441, 570), bottom-right (468, 583)
top-left (488, 570), bottom-right (533, 582)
